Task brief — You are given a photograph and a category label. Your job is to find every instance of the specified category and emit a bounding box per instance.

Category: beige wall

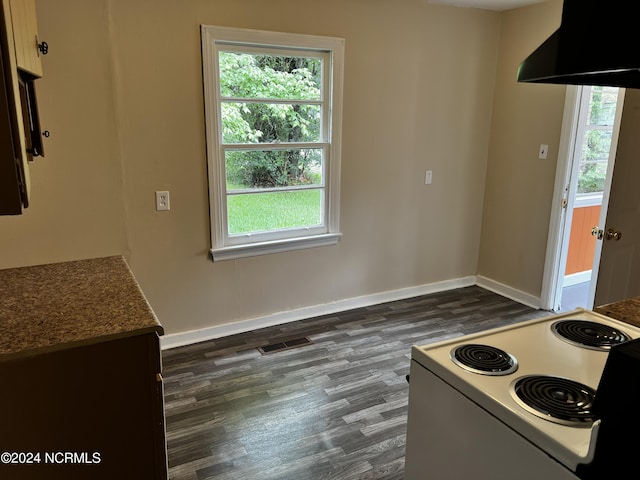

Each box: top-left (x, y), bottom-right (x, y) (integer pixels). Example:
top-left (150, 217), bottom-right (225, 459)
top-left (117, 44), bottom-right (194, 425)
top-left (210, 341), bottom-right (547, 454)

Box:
top-left (477, 0), bottom-right (564, 297)
top-left (0, 0), bottom-right (562, 337)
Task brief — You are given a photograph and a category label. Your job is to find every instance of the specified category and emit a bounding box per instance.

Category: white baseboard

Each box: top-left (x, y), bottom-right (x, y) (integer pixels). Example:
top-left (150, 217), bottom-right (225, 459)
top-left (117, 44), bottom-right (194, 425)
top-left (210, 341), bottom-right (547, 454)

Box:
top-left (476, 275), bottom-right (543, 310)
top-left (160, 276), bottom-right (477, 350)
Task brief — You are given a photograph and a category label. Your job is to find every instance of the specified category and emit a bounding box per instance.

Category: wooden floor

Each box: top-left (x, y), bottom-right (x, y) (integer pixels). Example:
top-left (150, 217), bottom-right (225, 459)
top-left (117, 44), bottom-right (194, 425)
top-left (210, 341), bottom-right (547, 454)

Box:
top-left (162, 286), bottom-right (549, 480)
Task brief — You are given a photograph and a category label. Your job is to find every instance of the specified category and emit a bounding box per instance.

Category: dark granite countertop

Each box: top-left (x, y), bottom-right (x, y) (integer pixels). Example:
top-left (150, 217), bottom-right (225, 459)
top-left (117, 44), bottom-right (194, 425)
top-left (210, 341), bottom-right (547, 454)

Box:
top-left (0, 256), bottom-right (163, 362)
top-left (594, 297), bottom-right (640, 329)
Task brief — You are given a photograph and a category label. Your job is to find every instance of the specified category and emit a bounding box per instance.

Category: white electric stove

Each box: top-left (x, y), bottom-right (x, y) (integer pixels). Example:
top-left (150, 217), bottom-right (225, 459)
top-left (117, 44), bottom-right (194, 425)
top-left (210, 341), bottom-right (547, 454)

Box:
top-left (405, 308), bottom-right (640, 480)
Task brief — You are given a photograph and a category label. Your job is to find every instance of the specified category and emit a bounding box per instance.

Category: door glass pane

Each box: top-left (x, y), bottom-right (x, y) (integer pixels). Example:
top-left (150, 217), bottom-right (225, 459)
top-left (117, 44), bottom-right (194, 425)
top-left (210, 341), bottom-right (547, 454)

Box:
top-left (227, 190), bottom-right (323, 235)
top-left (577, 86), bottom-right (619, 195)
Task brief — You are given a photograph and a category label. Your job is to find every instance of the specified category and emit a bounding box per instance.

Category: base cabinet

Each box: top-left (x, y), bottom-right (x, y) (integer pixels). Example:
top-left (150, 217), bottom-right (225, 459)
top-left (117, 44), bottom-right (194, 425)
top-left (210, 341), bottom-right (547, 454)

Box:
top-left (0, 333), bottom-right (168, 480)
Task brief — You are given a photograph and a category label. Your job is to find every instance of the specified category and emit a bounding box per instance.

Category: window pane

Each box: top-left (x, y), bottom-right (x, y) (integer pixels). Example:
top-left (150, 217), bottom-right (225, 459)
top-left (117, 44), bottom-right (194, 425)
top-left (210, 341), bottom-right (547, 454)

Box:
top-left (578, 128), bottom-right (612, 194)
top-left (226, 149), bottom-right (323, 190)
top-left (227, 190), bottom-right (322, 235)
top-left (587, 86), bottom-right (619, 126)
top-left (577, 160), bottom-right (608, 194)
top-left (221, 102), bottom-right (321, 144)
top-left (218, 51), bottom-right (322, 101)
top-left (577, 86), bottom-right (619, 195)
top-left (581, 129), bottom-right (613, 163)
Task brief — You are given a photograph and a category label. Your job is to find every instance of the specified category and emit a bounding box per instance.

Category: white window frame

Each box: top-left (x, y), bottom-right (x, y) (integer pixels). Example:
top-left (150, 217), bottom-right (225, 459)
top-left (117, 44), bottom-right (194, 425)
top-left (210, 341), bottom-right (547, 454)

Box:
top-left (201, 26), bottom-right (344, 261)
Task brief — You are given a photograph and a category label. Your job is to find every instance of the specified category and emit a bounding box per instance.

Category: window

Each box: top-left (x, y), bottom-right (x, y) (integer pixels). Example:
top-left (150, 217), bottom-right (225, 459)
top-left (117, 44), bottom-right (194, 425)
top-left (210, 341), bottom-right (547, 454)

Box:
top-left (575, 85), bottom-right (620, 204)
top-left (201, 26), bottom-right (345, 261)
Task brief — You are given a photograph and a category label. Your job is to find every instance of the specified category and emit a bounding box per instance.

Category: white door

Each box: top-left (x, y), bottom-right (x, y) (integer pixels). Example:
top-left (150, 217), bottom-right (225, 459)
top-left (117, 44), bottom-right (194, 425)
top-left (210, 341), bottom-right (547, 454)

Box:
top-left (591, 88), bottom-right (640, 307)
top-left (542, 85), bottom-right (624, 312)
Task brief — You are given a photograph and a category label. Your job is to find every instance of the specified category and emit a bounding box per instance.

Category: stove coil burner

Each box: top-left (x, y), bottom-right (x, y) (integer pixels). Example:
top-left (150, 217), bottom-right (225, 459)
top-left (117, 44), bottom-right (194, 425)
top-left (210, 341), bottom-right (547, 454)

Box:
top-left (511, 375), bottom-right (598, 427)
top-left (551, 319), bottom-right (631, 351)
top-left (450, 344), bottom-right (518, 375)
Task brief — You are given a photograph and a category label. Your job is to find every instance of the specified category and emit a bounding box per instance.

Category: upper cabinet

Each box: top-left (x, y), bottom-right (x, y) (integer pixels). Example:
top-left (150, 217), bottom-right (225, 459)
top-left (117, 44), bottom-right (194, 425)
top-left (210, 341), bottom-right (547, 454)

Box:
top-left (0, 0), bottom-right (45, 215)
top-left (8, 0), bottom-right (42, 78)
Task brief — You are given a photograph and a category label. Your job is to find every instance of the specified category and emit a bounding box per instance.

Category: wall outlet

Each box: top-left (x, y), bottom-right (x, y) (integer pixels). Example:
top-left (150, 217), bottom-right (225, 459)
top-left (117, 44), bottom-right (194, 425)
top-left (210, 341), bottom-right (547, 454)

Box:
top-left (155, 191), bottom-right (170, 211)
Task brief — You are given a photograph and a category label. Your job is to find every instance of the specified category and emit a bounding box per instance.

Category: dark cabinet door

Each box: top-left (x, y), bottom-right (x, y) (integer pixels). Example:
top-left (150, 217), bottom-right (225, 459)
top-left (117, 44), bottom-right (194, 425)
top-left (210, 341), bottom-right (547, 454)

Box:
top-left (0, 334), bottom-right (168, 480)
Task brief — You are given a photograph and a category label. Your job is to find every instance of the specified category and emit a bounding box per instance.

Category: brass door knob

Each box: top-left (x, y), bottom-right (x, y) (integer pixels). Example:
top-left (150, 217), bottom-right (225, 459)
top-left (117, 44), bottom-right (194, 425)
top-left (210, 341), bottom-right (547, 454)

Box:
top-left (591, 226), bottom-right (603, 240)
top-left (605, 228), bottom-right (622, 241)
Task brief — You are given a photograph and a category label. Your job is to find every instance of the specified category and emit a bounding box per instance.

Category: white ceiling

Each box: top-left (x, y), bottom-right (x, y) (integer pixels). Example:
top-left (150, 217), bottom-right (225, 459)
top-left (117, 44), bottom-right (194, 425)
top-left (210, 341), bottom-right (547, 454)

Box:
top-left (429, 0), bottom-right (547, 11)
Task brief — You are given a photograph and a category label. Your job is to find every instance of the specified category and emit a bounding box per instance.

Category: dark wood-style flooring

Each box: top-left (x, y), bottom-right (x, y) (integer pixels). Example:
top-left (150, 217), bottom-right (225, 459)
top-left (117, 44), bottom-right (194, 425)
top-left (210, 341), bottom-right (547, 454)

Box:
top-left (162, 286), bottom-right (550, 480)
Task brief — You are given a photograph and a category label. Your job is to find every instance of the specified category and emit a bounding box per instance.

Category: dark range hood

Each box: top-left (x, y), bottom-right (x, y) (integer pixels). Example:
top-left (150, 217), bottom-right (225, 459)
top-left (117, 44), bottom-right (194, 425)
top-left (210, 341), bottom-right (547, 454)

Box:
top-left (517, 0), bottom-right (640, 89)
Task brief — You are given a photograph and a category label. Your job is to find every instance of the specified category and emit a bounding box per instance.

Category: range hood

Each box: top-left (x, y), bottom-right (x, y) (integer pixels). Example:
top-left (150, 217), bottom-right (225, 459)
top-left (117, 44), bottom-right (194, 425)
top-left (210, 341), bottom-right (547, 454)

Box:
top-left (517, 0), bottom-right (640, 88)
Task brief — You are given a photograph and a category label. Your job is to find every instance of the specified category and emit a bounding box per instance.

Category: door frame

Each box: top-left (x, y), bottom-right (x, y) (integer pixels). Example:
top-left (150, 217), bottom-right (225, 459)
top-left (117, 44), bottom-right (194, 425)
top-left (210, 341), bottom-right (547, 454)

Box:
top-left (541, 86), bottom-right (580, 311)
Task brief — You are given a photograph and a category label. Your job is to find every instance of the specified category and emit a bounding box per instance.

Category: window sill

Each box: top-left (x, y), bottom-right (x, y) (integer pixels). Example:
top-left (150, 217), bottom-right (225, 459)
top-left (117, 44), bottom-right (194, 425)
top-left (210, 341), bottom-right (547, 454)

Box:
top-left (211, 233), bottom-right (342, 261)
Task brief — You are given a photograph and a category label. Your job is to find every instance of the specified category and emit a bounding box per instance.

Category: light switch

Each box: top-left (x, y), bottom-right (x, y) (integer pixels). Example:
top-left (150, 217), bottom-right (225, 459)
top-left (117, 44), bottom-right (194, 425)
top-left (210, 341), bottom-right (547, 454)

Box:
top-left (425, 170), bottom-right (433, 185)
top-left (539, 144), bottom-right (549, 160)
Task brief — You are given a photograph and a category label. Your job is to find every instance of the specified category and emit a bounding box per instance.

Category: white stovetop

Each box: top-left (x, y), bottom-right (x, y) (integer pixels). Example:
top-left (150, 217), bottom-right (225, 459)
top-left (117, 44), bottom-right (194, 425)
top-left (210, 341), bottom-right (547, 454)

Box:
top-left (411, 308), bottom-right (640, 471)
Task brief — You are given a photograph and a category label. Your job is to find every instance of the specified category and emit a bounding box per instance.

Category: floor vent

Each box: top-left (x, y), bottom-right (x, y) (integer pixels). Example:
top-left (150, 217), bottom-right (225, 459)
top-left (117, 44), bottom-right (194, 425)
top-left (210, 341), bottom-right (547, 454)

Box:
top-left (258, 337), bottom-right (313, 355)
